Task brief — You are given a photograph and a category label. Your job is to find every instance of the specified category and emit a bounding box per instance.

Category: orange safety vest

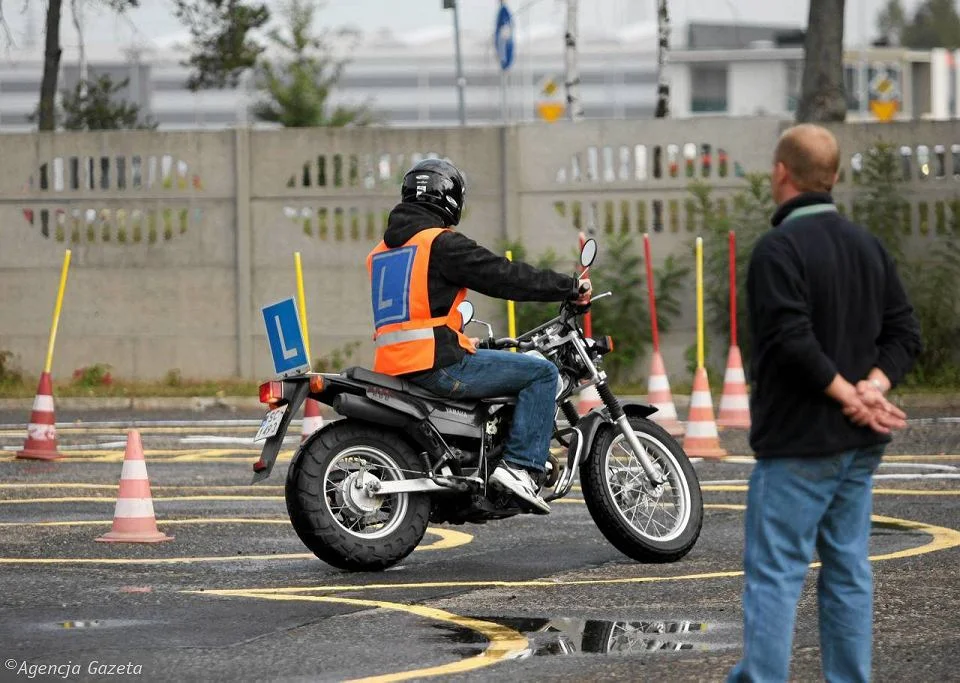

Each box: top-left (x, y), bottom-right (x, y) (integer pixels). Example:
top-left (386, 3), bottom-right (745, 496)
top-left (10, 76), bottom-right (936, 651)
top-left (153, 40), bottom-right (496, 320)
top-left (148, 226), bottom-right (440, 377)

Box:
top-left (366, 227), bottom-right (476, 376)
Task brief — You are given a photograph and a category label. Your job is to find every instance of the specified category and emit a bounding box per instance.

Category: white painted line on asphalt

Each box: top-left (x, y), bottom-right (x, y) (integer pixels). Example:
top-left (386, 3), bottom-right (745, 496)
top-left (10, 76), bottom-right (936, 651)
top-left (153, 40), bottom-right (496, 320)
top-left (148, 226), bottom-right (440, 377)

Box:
top-left (703, 473), bottom-right (960, 485)
top-left (880, 462), bottom-right (958, 472)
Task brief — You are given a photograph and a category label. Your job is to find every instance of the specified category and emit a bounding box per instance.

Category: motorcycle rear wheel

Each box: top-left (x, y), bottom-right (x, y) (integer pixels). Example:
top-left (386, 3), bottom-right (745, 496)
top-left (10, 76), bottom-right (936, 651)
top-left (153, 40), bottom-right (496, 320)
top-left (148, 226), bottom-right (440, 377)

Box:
top-left (286, 420), bottom-right (431, 571)
top-left (580, 416), bottom-right (703, 563)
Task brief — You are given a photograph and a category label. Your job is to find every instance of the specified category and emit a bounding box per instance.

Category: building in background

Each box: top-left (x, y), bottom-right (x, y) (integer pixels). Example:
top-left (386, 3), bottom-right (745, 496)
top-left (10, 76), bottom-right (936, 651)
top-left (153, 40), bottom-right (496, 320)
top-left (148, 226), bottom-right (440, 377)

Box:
top-left (2, 22), bottom-right (959, 131)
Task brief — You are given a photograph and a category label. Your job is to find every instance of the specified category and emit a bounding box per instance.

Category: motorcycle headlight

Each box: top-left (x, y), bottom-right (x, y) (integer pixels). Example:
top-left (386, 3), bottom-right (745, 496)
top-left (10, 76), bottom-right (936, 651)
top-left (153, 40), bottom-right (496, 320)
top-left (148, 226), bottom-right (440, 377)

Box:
top-left (593, 336), bottom-right (614, 355)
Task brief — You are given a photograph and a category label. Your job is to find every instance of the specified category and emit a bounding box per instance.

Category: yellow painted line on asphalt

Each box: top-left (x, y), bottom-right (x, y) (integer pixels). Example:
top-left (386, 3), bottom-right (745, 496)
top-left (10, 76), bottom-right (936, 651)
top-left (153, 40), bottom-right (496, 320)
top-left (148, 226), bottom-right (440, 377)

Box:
top-left (189, 590), bottom-right (528, 683)
top-left (208, 511), bottom-right (959, 597)
top-left (0, 527), bottom-right (472, 564)
top-left (0, 426), bottom-right (263, 437)
top-left (0, 483), bottom-right (284, 491)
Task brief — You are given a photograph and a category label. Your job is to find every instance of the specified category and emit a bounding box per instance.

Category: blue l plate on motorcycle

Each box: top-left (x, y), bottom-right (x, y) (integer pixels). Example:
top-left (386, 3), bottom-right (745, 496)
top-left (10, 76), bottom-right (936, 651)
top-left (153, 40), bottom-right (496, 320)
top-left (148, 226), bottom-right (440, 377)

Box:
top-left (261, 298), bottom-right (310, 377)
top-left (370, 246), bottom-right (416, 327)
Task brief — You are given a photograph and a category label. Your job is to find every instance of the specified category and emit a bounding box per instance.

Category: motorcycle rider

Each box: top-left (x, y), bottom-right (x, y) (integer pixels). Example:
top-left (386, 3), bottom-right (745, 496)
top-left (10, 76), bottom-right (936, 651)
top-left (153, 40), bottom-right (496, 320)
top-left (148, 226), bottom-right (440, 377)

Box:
top-left (366, 158), bottom-right (591, 514)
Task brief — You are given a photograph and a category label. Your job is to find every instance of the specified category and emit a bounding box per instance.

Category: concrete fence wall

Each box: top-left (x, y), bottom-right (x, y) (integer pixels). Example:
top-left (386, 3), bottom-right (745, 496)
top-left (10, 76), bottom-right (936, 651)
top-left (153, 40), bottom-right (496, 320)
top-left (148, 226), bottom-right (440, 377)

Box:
top-left (1, 119), bottom-right (957, 381)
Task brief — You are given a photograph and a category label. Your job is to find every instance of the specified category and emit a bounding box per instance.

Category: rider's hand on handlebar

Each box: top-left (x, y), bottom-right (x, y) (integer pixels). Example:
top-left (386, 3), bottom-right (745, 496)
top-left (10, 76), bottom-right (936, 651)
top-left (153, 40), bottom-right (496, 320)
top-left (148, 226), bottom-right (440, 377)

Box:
top-left (575, 278), bottom-right (592, 306)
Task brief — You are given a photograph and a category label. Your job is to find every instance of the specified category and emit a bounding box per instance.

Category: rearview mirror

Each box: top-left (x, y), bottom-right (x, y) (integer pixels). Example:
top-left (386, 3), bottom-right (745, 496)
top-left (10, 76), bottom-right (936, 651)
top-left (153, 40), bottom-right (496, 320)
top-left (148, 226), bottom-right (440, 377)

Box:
top-left (456, 300), bottom-right (474, 329)
top-left (580, 238), bottom-right (598, 269)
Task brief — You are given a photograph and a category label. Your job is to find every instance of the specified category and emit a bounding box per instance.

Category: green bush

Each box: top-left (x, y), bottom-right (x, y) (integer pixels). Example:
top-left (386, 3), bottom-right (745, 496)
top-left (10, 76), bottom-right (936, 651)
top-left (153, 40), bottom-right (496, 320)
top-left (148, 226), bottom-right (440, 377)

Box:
top-left (500, 233), bottom-right (688, 384)
top-left (691, 174), bottom-right (776, 375)
top-left (313, 341), bottom-right (362, 373)
top-left (71, 363), bottom-right (113, 387)
top-left (0, 350), bottom-right (24, 388)
top-left (855, 144), bottom-right (960, 387)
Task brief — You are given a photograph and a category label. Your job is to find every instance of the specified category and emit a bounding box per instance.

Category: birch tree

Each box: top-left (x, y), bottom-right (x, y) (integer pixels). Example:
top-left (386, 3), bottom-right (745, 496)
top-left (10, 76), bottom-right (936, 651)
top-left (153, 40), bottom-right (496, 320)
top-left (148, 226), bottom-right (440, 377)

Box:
top-left (563, 0), bottom-right (583, 121)
top-left (654, 0), bottom-right (670, 118)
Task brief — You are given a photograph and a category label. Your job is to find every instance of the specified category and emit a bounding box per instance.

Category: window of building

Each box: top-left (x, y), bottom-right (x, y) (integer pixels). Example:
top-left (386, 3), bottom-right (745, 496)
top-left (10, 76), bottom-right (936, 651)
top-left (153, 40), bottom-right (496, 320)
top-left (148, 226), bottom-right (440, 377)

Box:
top-left (690, 65), bottom-right (727, 113)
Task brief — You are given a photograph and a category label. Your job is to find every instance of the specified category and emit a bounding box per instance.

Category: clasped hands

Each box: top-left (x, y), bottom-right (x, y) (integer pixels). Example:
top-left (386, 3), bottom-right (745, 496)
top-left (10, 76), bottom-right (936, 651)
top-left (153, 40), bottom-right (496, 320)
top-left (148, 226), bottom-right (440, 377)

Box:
top-left (839, 379), bottom-right (907, 435)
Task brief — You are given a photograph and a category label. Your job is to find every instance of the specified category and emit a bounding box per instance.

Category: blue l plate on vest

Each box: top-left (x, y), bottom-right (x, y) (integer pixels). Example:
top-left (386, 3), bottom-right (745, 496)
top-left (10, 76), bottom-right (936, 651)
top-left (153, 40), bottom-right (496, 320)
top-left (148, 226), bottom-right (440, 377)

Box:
top-left (261, 297), bottom-right (310, 377)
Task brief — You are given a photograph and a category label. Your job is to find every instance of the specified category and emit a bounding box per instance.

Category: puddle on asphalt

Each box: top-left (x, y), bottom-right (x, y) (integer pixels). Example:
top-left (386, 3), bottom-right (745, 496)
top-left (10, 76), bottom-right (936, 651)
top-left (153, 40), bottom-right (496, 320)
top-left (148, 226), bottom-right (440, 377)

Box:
top-left (39, 619), bottom-right (155, 631)
top-left (436, 616), bottom-right (736, 657)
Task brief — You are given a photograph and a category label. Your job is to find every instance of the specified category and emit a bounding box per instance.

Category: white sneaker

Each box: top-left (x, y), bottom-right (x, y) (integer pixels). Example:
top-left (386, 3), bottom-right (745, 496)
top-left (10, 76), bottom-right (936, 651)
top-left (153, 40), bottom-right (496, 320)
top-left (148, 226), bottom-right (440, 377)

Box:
top-left (489, 462), bottom-right (551, 514)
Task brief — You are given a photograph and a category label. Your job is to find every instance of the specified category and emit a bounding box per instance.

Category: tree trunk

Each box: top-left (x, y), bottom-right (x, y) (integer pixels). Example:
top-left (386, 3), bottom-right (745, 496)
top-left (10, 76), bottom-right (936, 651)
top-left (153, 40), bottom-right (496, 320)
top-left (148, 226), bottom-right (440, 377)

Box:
top-left (564, 0), bottom-right (583, 121)
top-left (796, 0), bottom-right (847, 122)
top-left (654, 0), bottom-right (670, 118)
top-left (38, 0), bottom-right (64, 131)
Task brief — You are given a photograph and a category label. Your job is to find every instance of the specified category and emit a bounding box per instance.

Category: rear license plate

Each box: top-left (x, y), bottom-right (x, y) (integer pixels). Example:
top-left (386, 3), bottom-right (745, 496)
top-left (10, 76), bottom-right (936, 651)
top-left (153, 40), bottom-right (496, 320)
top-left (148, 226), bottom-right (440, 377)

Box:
top-left (254, 405), bottom-right (287, 442)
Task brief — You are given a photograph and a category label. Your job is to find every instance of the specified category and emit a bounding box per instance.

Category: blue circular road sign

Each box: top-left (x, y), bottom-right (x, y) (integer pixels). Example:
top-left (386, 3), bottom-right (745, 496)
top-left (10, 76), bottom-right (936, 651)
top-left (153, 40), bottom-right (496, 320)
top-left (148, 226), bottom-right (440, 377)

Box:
top-left (494, 4), bottom-right (515, 71)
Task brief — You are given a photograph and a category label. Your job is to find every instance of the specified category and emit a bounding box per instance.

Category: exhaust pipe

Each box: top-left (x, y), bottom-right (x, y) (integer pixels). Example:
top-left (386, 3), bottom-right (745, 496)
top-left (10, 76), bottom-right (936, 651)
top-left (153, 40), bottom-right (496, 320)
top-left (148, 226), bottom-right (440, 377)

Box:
top-left (333, 393), bottom-right (409, 428)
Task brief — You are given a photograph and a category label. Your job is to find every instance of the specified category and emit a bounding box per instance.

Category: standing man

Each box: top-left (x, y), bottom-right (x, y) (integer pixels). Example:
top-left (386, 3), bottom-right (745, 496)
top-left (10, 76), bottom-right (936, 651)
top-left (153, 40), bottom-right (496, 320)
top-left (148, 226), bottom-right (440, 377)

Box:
top-left (728, 124), bottom-right (922, 683)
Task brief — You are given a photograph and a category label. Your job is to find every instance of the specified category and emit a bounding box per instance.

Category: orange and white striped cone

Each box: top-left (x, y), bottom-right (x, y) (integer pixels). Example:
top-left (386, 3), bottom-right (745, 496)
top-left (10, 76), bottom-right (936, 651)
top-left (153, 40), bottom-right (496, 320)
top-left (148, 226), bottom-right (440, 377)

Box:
top-left (577, 383), bottom-right (603, 416)
top-left (16, 372), bottom-right (61, 461)
top-left (645, 351), bottom-right (684, 437)
top-left (301, 397), bottom-right (324, 442)
top-left (682, 367), bottom-right (727, 459)
top-left (717, 345), bottom-right (751, 429)
top-left (97, 430), bottom-right (173, 543)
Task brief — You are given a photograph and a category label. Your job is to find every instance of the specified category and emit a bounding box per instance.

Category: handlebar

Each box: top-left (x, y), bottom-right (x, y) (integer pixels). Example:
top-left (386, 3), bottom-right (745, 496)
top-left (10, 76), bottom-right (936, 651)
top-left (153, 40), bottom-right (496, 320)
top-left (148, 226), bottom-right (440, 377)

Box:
top-left (479, 337), bottom-right (535, 351)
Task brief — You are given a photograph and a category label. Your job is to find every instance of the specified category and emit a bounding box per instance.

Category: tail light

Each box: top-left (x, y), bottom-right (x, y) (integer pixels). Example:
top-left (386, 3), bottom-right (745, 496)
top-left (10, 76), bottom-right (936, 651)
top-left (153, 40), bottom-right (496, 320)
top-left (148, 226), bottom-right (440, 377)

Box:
top-left (259, 381), bottom-right (283, 405)
top-left (309, 375), bottom-right (325, 394)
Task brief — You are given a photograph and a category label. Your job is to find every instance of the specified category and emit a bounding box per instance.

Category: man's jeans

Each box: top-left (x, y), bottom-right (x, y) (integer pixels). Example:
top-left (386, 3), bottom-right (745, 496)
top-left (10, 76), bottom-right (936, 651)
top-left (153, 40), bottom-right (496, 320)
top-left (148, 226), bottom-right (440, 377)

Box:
top-left (408, 349), bottom-right (558, 472)
top-left (727, 446), bottom-right (884, 683)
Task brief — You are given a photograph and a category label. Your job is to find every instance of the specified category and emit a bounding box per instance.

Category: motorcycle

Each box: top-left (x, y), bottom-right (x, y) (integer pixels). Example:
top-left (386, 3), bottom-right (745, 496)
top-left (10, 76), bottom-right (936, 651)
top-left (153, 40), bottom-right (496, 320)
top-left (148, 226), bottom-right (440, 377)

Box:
top-left (250, 239), bottom-right (703, 571)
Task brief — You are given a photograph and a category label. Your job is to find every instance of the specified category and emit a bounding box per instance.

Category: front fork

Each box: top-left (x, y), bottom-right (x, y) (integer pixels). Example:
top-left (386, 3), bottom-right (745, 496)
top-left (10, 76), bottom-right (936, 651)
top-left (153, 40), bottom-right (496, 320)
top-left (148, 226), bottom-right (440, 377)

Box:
top-left (569, 335), bottom-right (665, 486)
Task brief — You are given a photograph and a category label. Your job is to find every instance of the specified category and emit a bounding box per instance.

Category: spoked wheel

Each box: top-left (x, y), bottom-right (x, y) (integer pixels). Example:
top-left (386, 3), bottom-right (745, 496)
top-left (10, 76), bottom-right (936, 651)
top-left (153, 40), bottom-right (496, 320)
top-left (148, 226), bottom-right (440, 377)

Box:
top-left (580, 416), bottom-right (703, 563)
top-left (285, 421), bottom-right (430, 571)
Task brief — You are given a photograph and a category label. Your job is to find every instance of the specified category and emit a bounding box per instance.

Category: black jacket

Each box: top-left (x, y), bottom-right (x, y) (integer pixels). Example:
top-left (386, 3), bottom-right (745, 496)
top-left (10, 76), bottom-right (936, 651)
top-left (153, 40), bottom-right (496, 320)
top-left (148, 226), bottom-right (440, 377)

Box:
top-left (747, 192), bottom-right (922, 459)
top-left (381, 203), bottom-right (580, 373)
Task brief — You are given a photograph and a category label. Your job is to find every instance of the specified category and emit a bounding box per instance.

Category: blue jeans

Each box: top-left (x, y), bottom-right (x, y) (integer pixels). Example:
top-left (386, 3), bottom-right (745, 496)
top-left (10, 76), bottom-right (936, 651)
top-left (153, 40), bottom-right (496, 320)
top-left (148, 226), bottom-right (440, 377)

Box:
top-left (408, 349), bottom-right (558, 472)
top-left (727, 446), bottom-right (884, 683)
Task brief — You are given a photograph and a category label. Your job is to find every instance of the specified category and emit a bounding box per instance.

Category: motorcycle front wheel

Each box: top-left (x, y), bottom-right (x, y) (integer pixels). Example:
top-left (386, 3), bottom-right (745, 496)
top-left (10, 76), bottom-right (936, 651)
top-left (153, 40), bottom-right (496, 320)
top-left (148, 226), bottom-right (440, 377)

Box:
top-left (580, 416), bottom-right (703, 563)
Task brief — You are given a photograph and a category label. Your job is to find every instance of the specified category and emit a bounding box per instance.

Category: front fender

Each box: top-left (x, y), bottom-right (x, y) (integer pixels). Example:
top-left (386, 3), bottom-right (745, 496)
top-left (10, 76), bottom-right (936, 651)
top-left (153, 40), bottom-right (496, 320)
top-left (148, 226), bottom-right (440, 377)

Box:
top-left (576, 402), bottom-right (658, 465)
top-left (621, 402), bottom-right (658, 420)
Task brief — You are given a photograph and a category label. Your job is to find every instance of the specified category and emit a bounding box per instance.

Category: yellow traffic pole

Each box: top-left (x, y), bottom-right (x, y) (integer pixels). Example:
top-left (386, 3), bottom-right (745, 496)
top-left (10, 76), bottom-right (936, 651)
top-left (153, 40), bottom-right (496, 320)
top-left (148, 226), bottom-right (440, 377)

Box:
top-left (696, 237), bottom-right (705, 370)
top-left (505, 250), bottom-right (518, 351)
top-left (44, 250), bottom-right (72, 374)
top-left (294, 252), bottom-right (312, 364)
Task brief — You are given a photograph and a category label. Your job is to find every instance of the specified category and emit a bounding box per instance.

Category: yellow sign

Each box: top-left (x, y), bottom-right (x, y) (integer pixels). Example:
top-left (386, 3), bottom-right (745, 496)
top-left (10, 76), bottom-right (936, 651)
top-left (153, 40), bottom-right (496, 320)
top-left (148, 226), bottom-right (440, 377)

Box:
top-left (536, 102), bottom-right (566, 122)
top-left (868, 64), bottom-right (901, 123)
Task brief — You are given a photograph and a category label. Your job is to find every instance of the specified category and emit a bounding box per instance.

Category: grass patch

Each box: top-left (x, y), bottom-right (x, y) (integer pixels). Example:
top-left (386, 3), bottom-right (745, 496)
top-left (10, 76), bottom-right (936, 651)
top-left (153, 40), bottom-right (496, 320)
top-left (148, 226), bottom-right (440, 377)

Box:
top-left (0, 377), bottom-right (260, 399)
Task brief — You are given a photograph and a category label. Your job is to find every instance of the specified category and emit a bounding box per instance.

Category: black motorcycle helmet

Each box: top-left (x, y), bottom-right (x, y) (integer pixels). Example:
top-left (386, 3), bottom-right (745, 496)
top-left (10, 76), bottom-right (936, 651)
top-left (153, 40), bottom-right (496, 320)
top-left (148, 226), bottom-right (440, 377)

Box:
top-left (400, 158), bottom-right (466, 226)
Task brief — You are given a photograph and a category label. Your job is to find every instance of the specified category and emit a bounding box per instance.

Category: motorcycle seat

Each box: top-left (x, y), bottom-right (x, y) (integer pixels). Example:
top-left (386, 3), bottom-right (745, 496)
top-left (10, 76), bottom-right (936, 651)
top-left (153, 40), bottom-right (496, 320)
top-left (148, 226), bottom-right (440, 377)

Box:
top-left (342, 367), bottom-right (479, 411)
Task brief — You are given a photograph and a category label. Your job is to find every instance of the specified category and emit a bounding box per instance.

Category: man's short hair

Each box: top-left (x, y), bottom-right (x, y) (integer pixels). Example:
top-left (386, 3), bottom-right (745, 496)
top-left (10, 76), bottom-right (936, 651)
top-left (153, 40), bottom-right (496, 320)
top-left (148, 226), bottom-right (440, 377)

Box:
top-left (774, 124), bottom-right (840, 193)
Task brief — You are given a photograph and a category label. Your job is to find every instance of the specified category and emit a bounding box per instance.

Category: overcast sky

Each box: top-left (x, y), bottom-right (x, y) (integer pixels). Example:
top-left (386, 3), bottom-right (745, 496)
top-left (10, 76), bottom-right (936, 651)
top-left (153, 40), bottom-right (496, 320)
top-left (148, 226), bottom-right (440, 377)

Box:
top-left (1, 0), bottom-right (929, 53)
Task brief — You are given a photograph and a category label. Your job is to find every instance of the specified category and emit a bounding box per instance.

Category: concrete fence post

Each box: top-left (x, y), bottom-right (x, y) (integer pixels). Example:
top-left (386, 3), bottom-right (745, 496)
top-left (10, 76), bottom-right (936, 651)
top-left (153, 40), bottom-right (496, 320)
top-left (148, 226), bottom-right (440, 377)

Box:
top-left (234, 127), bottom-right (253, 378)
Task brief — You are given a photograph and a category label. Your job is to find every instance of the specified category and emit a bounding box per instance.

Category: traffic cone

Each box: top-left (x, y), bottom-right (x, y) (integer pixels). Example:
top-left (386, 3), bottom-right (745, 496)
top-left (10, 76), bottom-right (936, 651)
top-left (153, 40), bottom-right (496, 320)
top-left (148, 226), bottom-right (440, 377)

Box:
top-left (301, 398), bottom-right (324, 442)
top-left (16, 372), bottom-right (61, 461)
top-left (645, 351), bottom-right (684, 437)
top-left (97, 430), bottom-right (173, 543)
top-left (577, 383), bottom-right (603, 416)
top-left (682, 367), bottom-right (727, 459)
top-left (717, 346), bottom-right (751, 429)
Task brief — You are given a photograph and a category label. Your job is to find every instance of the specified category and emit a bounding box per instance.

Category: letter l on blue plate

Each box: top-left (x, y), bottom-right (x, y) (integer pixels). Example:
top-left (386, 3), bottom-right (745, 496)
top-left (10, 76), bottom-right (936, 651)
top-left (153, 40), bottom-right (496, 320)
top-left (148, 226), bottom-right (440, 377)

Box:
top-left (261, 297), bottom-right (310, 376)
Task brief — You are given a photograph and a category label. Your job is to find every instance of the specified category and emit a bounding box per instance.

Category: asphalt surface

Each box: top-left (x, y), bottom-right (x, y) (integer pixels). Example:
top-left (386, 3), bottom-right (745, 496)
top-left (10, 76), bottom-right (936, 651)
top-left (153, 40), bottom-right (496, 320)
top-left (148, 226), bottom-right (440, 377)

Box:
top-left (0, 409), bottom-right (957, 683)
